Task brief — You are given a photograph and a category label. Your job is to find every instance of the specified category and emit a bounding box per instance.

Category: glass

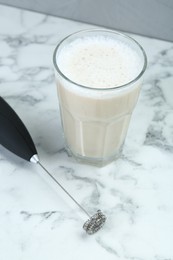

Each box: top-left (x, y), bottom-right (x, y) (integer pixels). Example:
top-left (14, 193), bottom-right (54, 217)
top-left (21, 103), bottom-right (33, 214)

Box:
top-left (53, 29), bottom-right (147, 166)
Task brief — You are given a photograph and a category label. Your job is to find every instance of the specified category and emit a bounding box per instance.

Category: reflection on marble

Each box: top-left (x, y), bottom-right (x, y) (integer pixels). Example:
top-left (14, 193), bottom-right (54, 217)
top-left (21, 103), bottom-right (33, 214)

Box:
top-left (0, 4), bottom-right (173, 260)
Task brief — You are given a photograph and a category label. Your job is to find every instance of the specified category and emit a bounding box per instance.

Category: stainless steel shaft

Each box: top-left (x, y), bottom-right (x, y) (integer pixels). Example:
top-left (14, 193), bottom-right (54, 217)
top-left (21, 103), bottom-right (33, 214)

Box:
top-left (38, 161), bottom-right (106, 234)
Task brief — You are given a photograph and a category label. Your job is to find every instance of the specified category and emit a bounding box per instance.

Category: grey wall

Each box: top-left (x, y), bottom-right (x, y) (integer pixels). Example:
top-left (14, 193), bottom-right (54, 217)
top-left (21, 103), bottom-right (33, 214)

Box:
top-left (0, 0), bottom-right (173, 42)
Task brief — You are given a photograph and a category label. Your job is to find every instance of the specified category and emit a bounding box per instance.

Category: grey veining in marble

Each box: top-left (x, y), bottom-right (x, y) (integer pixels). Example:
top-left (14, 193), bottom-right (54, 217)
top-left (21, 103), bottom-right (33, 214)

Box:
top-left (0, 4), bottom-right (173, 260)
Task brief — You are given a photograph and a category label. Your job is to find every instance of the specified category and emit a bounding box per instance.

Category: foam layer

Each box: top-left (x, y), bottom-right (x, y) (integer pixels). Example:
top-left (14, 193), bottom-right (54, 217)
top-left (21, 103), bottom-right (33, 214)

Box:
top-left (57, 35), bottom-right (142, 89)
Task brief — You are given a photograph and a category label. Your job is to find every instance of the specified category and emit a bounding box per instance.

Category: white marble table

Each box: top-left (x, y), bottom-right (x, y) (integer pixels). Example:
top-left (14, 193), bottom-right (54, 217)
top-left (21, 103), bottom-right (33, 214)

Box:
top-left (0, 4), bottom-right (173, 260)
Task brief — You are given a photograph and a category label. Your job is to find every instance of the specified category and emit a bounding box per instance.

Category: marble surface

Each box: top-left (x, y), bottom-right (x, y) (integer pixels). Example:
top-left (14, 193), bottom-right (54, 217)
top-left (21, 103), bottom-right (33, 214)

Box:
top-left (0, 4), bottom-right (173, 260)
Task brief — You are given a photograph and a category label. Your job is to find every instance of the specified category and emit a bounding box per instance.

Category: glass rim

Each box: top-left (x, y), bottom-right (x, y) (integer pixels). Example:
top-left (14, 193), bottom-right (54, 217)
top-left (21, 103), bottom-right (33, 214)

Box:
top-left (53, 28), bottom-right (147, 91)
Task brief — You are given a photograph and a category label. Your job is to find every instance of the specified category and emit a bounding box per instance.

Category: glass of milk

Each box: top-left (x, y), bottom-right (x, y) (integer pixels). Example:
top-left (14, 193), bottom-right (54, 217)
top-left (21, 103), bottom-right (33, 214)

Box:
top-left (53, 29), bottom-right (147, 166)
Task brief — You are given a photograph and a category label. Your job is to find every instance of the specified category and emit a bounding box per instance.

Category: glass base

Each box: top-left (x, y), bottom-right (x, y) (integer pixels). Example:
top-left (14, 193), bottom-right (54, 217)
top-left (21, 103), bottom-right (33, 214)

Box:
top-left (65, 146), bottom-right (123, 167)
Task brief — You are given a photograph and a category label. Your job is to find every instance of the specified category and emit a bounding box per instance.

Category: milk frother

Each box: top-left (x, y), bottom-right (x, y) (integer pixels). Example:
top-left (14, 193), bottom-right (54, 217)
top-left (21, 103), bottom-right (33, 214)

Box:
top-left (0, 96), bottom-right (106, 234)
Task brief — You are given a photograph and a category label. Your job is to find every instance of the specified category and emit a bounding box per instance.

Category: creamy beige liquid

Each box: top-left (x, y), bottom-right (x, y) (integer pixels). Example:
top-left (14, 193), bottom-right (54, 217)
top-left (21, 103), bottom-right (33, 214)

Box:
top-left (55, 36), bottom-right (143, 162)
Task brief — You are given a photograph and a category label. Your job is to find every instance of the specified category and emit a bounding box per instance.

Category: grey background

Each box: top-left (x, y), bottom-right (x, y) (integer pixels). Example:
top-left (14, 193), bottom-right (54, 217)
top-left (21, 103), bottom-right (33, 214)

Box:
top-left (0, 0), bottom-right (173, 42)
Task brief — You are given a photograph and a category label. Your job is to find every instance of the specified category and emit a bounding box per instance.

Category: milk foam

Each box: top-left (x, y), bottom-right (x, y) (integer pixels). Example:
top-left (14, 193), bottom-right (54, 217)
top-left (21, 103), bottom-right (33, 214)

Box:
top-left (57, 36), bottom-right (142, 89)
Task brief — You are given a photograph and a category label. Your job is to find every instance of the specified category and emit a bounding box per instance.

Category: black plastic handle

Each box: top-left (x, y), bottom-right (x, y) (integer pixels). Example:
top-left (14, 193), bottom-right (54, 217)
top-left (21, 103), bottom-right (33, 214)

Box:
top-left (0, 96), bottom-right (37, 162)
